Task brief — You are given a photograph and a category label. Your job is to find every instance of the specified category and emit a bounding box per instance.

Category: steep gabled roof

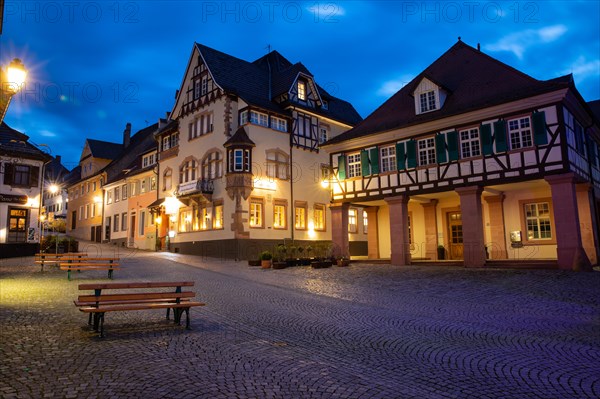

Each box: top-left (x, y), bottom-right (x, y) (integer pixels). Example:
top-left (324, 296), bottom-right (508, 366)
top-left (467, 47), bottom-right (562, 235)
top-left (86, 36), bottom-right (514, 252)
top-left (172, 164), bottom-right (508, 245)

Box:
top-left (45, 156), bottom-right (70, 182)
top-left (326, 41), bottom-right (571, 145)
top-left (588, 99), bottom-right (600, 123)
top-left (224, 126), bottom-right (255, 147)
top-left (0, 122), bottom-right (52, 161)
top-left (104, 123), bottom-right (159, 183)
top-left (195, 43), bottom-right (362, 126)
top-left (86, 138), bottom-right (122, 160)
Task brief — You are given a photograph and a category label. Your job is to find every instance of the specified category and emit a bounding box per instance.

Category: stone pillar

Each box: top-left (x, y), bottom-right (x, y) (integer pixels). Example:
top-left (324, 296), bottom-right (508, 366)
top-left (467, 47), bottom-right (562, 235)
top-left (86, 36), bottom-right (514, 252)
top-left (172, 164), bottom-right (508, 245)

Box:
top-left (420, 200), bottom-right (438, 260)
top-left (484, 194), bottom-right (508, 259)
top-left (545, 173), bottom-right (592, 271)
top-left (330, 203), bottom-right (350, 258)
top-left (576, 184), bottom-right (598, 265)
top-left (385, 195), bottom-right (411, 266)
top-left (456, 186), bottom-right (486, 267)
top-left (365, 207), bottom-right (380, 259)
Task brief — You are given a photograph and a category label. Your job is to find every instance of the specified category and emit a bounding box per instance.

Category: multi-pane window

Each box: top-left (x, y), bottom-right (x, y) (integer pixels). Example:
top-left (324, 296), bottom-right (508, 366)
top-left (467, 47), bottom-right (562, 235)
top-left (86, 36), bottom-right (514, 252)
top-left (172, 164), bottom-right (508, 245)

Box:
top-left (418, 137), bottom-right (436, 166)
top-left (141, 178), bottom-right (147, 194)
top-left (150, 176), bottom-right (157, 191)
top-left (314, 204), bottom-right (325, 231)
top-left (142, 153), bottom-right (156, 168)
top-left (13, 165), bottom-right (31, 186)
top-left (249, 199), bottom-right (263, 228)
top-left (273, 203), bottom-right (286, 229)
top-left (266, 151), bottom-right (289, 180)
top-left (272, 117), bottom-right (287, 132)
top-left (179, 209), bottom-right (193, 232)
top-left (139, 211), bottom-right (146, 236)
top-left (107, 191), bottom-right (113, 204)
top-left (297, 113), bottom-right (311, 137)
top-left (199, 207), bottom-right (210, 230)
top-left (363, 210), bottom-right (368, 234)
top-left (564, 109), bottom-right (586, 156)
top-left (194, 80), bottom-right (201, 99)
top-left (121, 213), bottom-right (127, 231)
top-left (114, 187), bottom-right (120, 202)
top-left (508, 117), bottom-right (533, 150)
top-left (250, 111), bottom-right (268, 127)
top-left (163, 169), bottom-right (172, 191)
top-left (380, 145), bottom-right (397, 173)
top-left (113, 214), bottom-right (119, 232)
top-left (201, 76), bottom-right (208, 95)
top-left (298, 81), bottom-right (306, 101)
top-left (347, 153), bottom-right (362, 178)
top-left (122, 184), bottom-right (128, 200)
top-left (7, 208), bottom-right (28, 243)
top-left (230, 149), bottom-right (250, 172)
top-left (202, 152), bottom-right (223, 179)
top-left (348, 209), bottom-right (357, 233)
top-left (190, 113), bottom-right (214, 139)
top-left (460, 128), bottom-right (481, 158)
top-left (295, 202), bottom-right (307, 230)
top-left (180, 159), bottom-right (198, 183)
top-left (524, 202), bottom-right (552, 240)
top-left (319, 127), bottom-right (329, 144)
top-left (419, 90), bottom-right (436, 113)
top-left (213, 203), bottom-right (224, 229)
top-left (240, 110), bottom-right (248, 125)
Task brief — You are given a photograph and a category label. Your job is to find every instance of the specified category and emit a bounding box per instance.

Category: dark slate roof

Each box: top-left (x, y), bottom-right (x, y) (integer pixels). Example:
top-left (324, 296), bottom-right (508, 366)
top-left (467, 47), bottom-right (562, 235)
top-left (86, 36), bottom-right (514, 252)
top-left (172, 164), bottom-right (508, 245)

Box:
top-left (62, 165), bottom-right (81, 187)
top-left (154, 118), bottom-right (178, 137)
top-left (224, 126), bottom-right (255, 147)
top-left (588, 100), bottom-right (600, 122)
top-left (196, 43), bottom-right (362, 126)
top-left (325, 41), bottom-right (572, 145)
top-left (0, 122), bottom-right (52, 161)
top-left (86, 138), bottom-right (123, 160)
top-left (104, 123), bottom-right (159, 182)
top-left (44, 156), bottom-right (70, 182)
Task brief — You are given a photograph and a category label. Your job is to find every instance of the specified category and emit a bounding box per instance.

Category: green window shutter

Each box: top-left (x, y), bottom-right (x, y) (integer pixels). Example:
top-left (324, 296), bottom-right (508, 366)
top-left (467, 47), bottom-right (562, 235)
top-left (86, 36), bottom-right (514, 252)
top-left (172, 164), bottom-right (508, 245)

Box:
top-left (337, 155), bottom-right (346, 180)
top-left (480, 124), bottom-right (493, 155)
top-left (406, 139), bottom-right (417, 169)
top-left (361, 150), bottom-right (370, 176)
top-left (532, 111), bottom-right (548, 145)
top-left (446, 131), bottom-right (459, 161)
top-left (369, 148), bottom-right (380, 174)
top-left (493, 120), bottom-right (507, 153)
top-left (435, 134), bottom-right (447, 163)
top-left (396, 142), bottom-right (406, 171)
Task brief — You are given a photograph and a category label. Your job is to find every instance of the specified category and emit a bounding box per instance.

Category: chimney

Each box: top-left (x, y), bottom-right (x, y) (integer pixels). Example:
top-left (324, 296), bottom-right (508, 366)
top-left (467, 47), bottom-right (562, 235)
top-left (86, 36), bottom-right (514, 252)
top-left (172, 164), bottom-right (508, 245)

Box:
top-left (123, 122), bottom-right (131, 147)
top-left (477, 43), bottom-right (481, 51)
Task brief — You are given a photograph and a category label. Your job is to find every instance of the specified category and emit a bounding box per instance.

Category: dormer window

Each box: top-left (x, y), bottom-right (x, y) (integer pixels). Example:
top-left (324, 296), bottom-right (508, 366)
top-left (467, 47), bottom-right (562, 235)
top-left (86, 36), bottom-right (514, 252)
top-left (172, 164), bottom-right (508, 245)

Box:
top-left (419, 90), bottom-right (437, 113)
top-left (298, 81), bottom-right (306, 101)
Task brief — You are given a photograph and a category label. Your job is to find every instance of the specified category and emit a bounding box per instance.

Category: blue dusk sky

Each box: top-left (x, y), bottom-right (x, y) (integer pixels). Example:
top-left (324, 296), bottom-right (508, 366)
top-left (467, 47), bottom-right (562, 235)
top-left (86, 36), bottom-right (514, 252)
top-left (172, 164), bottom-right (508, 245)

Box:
top-left (1, 1), bottom-right (599, 170)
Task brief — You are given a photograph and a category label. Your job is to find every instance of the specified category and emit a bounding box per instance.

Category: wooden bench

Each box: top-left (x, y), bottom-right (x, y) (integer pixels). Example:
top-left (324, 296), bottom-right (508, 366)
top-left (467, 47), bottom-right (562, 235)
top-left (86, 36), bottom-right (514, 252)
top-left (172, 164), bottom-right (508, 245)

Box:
top-left (35, 252), bottom-right (87, 272)
top-left (75, 282), bottom-right (206, 337)
top-left (60, 257), bottom-right (120, 280)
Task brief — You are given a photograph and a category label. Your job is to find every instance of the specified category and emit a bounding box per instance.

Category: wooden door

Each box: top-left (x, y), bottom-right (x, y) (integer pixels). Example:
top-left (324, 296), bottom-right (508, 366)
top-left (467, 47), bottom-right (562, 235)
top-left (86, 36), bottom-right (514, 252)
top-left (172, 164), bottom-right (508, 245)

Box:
top-left (447, 211), bottom-right (463, 260)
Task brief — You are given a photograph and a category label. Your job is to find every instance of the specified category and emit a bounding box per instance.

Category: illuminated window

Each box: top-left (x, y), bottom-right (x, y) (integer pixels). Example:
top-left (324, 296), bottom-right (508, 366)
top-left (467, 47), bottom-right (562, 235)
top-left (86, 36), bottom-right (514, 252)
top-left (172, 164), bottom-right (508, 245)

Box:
top-left (249, 199), bottom-right (263, 228)
top-left (179, 209), bottom-right (193, 232)
top-left (524, 202), bottom-right (552, 240)
top-left (298, 81), bottom-right (306, 101)
top-left (295, 202), bottom-right (307, 230)
top-left (273, 201), bottom-right (286, 229)
top-left (213, 203), bottom-right (223, 229)
top-left (314, 204), bottom-right (326, 231)
top-left (363, 210), bottom-right (368, 234)
top-left (107, 191), bottom-right (113, 204)
top-left (348, 209), bottom-right (357, 233)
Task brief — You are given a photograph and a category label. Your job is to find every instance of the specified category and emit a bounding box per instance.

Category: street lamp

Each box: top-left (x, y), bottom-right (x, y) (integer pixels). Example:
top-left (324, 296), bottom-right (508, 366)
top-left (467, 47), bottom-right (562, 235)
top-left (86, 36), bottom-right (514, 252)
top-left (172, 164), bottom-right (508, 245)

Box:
top-left (1, 58), bottom-right (28, 123)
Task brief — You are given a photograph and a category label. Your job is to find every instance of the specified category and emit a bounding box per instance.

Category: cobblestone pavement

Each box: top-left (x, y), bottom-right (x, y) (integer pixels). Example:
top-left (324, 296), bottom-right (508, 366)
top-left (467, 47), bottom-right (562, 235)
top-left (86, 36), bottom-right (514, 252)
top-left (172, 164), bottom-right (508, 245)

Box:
top-left (1, 244), bottom-right (599, 399)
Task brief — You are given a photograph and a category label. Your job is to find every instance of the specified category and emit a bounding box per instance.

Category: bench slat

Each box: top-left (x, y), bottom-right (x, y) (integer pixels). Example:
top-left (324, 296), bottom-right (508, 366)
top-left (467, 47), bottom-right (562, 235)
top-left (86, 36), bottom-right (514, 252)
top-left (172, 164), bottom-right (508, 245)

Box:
top-left (78, 291), bottom-right (195, 302)
top-left (60, 264), bottom-right (120, 268)
top-left (78, 282), bottom-right (195, 290)
top-left (79, 302), bottom-right (205, 313)
top-left (74, 298), bottom-right (192, 307)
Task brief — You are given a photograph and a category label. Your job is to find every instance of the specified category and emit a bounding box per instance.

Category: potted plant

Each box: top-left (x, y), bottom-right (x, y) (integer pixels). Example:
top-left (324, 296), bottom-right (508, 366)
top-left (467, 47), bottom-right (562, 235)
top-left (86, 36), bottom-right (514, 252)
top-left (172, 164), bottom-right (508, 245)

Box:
top-left (286, 245), bottom-right (298, 267)
top-left (260, 250), bottom-right (272, 269)
top-left (437, 245), bottom-right (445, 260)
top-left (336, 256), bottom-right (350, 267)
top-left (272, 245), bottom-right (287, 270)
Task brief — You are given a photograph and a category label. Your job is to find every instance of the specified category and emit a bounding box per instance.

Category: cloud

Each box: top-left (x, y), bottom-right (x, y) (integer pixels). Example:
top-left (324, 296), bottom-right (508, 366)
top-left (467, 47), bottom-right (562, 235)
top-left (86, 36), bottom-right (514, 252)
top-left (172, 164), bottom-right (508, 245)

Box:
top-left (562, 56), bottom-right (600, 81)
top-left (39, 130), bottom-right (57, 138)
top-left (377, 74), bottom-right (414, 97)
top-left (485, 24), bottom-right (568, 59)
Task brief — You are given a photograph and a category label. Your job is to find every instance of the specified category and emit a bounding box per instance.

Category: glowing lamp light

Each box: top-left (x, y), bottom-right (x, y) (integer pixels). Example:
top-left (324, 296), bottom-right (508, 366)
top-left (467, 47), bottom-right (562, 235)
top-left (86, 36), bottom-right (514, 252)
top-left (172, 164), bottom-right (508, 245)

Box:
top-left (5, 58), bottom-right (27, 93)
top-left (308, 221), bottom-right (316, 238)
top-left (49, 184), bottom-right (59, 194)
top-left (155, 217), bottom-right (162, 225)
top-left (93, 195), bottom-right (102, 203)
top-left (168, 230), bottom-right (176, 238)
top-left (320, 179), bottom-right (329, 188)
top-left (164, 195), bottom-right (182, 215)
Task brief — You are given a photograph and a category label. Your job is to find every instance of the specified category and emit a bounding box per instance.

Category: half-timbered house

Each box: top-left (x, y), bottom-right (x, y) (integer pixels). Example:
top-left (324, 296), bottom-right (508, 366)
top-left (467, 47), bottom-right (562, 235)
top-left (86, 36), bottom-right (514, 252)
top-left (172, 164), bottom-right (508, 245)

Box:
top-left (322, 40), bottom-right (600, 270)
top-left (152, 43), bottom-right (362, 259)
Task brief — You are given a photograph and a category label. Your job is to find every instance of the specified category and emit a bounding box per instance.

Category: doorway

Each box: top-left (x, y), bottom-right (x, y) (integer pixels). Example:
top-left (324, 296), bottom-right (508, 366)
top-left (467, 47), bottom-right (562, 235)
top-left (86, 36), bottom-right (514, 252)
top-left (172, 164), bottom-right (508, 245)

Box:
top-left (447, 211), bottom-right (463, 260)
top-left (129, 214), bottom-right (136, 247)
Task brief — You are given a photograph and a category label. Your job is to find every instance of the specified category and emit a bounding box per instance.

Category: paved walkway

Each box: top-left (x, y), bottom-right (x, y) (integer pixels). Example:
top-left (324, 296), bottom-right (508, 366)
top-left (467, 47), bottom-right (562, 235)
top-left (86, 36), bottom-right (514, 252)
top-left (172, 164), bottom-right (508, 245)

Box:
top-left (1, 244), bottom-right (599, 398)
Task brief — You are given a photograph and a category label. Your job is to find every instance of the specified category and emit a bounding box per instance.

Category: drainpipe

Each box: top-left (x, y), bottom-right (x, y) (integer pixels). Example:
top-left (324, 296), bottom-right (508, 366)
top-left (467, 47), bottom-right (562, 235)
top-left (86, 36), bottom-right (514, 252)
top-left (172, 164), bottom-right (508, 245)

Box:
top-left (289, 108), bottom-right (294, 243)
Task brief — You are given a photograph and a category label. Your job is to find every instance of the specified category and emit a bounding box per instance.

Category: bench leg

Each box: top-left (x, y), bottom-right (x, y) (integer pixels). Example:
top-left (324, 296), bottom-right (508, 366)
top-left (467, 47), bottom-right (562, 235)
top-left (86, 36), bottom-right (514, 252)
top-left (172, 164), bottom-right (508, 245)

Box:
top-left (98, 313), bottom-right (105, 338)
top-left (108, 269), bottom-right (114, 279)
top-left (67, 269), bottom-right (71, 281)
top-left (185, 308), bottom-right (191, 330)
top-left (88, 313), bottom-right (93, 325)
top-left (166, 308), bottom-right (171, 320)
top-left (173, 308), bottom-right (181, 325)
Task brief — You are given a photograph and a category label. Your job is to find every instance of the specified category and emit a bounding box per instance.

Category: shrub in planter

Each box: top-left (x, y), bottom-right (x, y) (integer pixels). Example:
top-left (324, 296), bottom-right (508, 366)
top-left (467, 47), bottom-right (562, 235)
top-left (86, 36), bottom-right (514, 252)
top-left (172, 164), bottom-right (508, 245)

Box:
top-left (260, 250), bottom-right (273, 269)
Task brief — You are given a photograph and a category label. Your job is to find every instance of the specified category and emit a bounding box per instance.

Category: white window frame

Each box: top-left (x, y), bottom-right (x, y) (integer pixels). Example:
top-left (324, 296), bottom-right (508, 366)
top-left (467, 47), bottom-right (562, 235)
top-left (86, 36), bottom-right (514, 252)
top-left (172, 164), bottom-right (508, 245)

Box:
top-left (524, 202), bottom-right (552, 241)
top-left (348, 208), bottom-right (357, 233)
top-left (250, 111), bottom-right (268, 127)
top-left (319, 127), bottom-right (328, 144)
top-left (298, 81), bottom-right (306, 101)
top-left (271, 116), bottom-right (287, 132)
top-left (347, 153), bottom-right (362, 178)
top-left (460, 128), bottom-right (481, 158)
top-left (380, 145), bottom-right (397, 173)
top-left (418, 137), bottom-right (436, 166)
top-left (249, 200), bottom-right (263, 228)
top-left (508, 116), bottom-right (533, 150)
top-left (419, 90), bottom-right (437, 113)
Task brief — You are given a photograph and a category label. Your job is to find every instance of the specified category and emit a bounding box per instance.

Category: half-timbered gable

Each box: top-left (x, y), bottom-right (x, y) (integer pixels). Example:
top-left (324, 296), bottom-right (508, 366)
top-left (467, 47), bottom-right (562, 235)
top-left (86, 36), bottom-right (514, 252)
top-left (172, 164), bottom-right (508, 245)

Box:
top-left (323, 40), bottom-right (600, 270)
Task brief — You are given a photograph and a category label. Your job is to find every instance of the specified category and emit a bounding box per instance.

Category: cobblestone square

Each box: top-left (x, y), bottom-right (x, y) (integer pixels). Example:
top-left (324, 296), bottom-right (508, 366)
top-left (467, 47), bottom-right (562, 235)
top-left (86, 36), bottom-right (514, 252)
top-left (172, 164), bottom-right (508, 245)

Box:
top-left (1, 247), bottom-right (599, 398)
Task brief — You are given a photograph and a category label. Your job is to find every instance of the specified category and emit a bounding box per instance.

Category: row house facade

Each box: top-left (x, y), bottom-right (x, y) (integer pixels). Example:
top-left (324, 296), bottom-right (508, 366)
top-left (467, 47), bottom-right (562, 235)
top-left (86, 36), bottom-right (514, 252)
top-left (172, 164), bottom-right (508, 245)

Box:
top-left (102, 138), bottom-right (159, 250)
top-left (0, 122), bottom-right (52, 256)
top-left (152, 43), bottom-right (363, 259)
top-left (41, 155), bottom-right (71, 227)
top-left (323, 40), bottom-right (600, 271)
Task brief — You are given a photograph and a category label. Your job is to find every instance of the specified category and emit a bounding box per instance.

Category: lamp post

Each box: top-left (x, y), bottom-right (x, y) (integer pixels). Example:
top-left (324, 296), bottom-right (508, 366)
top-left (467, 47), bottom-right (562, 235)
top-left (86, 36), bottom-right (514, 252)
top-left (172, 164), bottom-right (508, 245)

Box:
top-left (39, 213), bottom-right (46, 253)
top-left (1, 58), bottom-right (28, 123)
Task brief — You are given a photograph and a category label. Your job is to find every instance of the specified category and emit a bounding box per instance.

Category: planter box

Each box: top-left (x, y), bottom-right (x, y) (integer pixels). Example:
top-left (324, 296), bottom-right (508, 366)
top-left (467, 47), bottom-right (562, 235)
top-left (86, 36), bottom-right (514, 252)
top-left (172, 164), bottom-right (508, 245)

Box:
top-left (272, 261), bottom-right (287, 270)
top-left (248, 260), bottom-right (261, 267)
